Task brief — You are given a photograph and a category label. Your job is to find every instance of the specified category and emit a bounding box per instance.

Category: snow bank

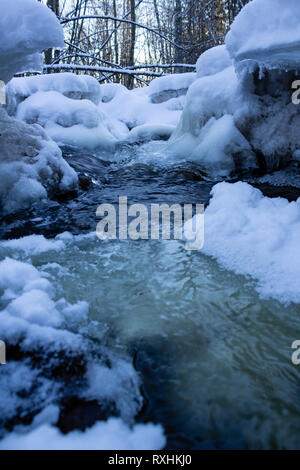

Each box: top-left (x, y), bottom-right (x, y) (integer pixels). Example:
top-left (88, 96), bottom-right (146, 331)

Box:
top-left (7, 73), bottom-right (102, 116)
top-left (0, 0), bottom-right (64, 83)
top-left (0, 107), bottom-right (77, 214)
top-left (185, 182), bottom-right (300, 304)
top-left (0, 418), bottom-right (165, 450)
top-left (0, 256), bottom-right (88, 327)
top-left (226, 0), bottom-right (300, 71)
top-left (224, 0), bottom-right (300, 168)
top-left (196, 45), bottom-right (232, 78)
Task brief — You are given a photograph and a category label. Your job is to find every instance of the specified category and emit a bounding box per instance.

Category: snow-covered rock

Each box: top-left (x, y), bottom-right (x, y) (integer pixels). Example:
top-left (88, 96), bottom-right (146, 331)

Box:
top-left (169, 0), bottom-right (300, 173)
top-left (147, 72), bottom-right (196, 103)
top-left (0, 0), bottom-right (78, 214)
top-left (225, 0), bottom-right (300, 169)
top-left (167, 66), bottom-right (257, 175)
top-left (102, 85), bottom-right (183, 131)
top-left (6, 73), bottom-right (102, 116)
top-left (0, 0), bottom-right (64, 84)
top-left (100, 82), bottom-right (128, 103)
top-left (15, 90), bottom-right (121, 150)
top-left (196, 45), bottom-right (232, 78)
top-left (226, 0), bottom-right (300, 73)
top-left (124, 123), bottom-right (175, 144)
top-left (0, 107), bottom-right (77, 214)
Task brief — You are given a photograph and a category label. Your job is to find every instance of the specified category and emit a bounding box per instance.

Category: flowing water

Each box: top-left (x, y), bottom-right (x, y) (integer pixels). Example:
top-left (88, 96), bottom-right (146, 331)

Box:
top-left (1, 143), bottom-right (300, 450)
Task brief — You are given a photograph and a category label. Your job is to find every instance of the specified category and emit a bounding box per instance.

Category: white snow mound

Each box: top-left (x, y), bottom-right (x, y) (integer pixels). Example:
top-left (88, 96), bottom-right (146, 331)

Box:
top-left (0, 0), bottom-right (64, 83)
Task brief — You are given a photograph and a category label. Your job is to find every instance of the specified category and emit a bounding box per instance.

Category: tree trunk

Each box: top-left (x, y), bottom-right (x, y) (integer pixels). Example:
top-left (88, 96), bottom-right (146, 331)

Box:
top-left (174, 0), bottom-right (183, 70)
top-left (45, 0), bottom-right (60, 67)
top-left (125, 0), bottom-right (136, 88)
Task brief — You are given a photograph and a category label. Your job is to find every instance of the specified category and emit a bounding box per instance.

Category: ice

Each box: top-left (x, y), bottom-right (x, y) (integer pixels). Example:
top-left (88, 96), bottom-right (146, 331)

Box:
top-left (0, 107), bottom-right (78, 214)
top-left (0, 419), bottom-right (166, 450)
top-left (226, 0), bottom-right (300, 71)
top-left (178, 115), bottom-right (256, 176)
top-left (185, 181), bottom-right (300, 304)
top-left (0, 0), bottom-right (64, 83)
top-left (7, 73), bottom-right (102, 116)
top-left (196, 45), bottom-right (232, 78)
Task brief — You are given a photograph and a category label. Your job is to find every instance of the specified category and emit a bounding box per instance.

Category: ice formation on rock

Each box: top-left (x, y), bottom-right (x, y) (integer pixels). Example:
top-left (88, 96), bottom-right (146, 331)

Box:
top-left (169, 0), bottom-right (300, 174)
top-left (0, 107), bottom-right (77, 214)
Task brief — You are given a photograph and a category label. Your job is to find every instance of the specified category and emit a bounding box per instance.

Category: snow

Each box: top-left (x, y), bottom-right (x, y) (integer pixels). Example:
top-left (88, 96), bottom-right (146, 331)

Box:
top-left (102, 85), bottom-right (183, 133)
top-left (0, 257), bottom-right (86, 327)
top-left (7, 76), bottom-right (130, 150)
top-left (100, 82), bottom-right (128, 103)
top-left (0, 107), bottom-right (77, 214)
top-left (185, 182), bottom-right (300, 304)
top-left (1, 234), bottom-right (65, 255)
top-left (15, 90), bottom-right (119, 150)
top-left (196, 45), bottom-right (232, 78)
top-left (7, 73), bottom-right (102, 115)
top-left (98, 73), bottom-right (196, 136)
top-left (0, 0), bottom-right (78, 214)
top-left (0, 418), bottom-right (166, 450)
top-left (178, 115), bottom-right (255, 176)
top-left (0, 242), bottom-right (165, 449)
top-left (124, 123), bottom-right (175, 144)
top-left (0, 0), bottom-right (64, 83)
top-left (168, 0), bottom-right (300, 173)
top-left (226, 0), bottom-right (300, 70)
top-left (167, 66), bottom-right (256, 174)
top-left (147, 72), bottom-right (196, 103)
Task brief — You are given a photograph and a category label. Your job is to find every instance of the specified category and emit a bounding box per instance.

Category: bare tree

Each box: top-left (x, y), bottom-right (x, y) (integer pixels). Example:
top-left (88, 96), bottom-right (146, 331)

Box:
top-left (42, 0), bottom-right (250, 86)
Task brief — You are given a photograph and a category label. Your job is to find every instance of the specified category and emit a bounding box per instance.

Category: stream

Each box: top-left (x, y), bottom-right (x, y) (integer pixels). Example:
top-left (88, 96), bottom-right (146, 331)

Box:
top-left (1, 142), bottom-right (300, 450)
